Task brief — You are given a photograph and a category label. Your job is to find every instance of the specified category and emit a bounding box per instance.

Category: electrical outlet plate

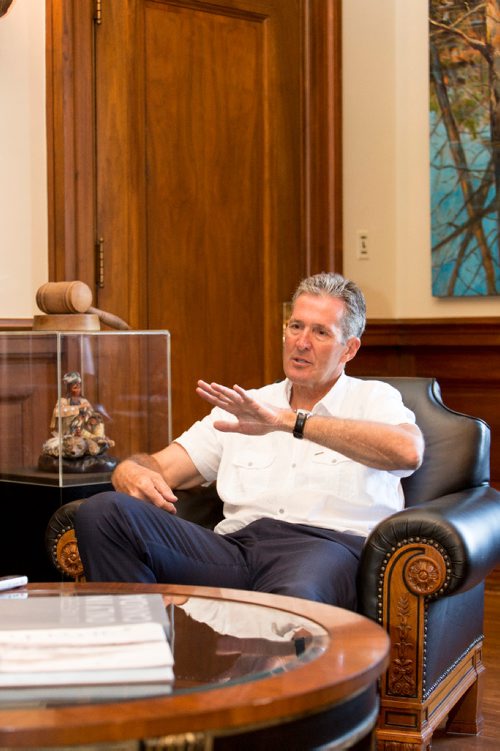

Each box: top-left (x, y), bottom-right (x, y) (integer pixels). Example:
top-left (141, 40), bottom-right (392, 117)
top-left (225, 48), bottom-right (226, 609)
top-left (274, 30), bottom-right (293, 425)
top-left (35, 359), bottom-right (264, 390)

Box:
top-left (357, 231), bottom-right (369, 260)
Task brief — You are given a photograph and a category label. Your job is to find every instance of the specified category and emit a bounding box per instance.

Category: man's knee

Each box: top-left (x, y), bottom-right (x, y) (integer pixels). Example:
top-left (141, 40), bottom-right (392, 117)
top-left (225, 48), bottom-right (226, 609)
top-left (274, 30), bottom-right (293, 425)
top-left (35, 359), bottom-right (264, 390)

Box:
top-left (74, 491), bottom-right (140, 545)
top-left (73, 492), bottom-right (157, 583)
top-left (265, 575), bottom-right (357, 609)
top-left (75, 491), bottom-right (179, 551)
top-left (267, 582), bottom-right (317, 602)
top-left (76, 491), bottom-right (123, 526)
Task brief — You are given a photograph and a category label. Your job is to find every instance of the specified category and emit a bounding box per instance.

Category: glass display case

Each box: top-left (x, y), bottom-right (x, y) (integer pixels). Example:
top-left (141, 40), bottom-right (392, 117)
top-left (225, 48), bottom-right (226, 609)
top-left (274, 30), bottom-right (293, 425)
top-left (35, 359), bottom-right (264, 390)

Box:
top-left (0, 330), bottom-right (171, 488)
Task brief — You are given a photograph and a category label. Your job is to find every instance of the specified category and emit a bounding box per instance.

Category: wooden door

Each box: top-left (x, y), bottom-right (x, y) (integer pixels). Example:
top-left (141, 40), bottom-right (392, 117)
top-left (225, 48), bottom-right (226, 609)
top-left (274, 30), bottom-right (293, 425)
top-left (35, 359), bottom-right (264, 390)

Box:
top-left (46, 0), bottom-right (342, 438)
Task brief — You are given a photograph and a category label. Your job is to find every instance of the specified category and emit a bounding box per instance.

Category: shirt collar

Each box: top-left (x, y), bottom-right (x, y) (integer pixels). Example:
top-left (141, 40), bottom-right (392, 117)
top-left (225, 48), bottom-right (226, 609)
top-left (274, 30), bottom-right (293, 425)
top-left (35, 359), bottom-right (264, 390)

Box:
top-left (284, 371), bottom-right (349, 415)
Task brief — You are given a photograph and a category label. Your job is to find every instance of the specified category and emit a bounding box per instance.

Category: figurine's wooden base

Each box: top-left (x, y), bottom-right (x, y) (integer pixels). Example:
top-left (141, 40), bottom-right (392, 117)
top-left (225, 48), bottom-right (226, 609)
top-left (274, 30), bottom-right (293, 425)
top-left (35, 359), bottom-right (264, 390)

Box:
top-left (38, 454), bottom-right (118, 474)
top-left (32, 313), bottom-right (100, 331)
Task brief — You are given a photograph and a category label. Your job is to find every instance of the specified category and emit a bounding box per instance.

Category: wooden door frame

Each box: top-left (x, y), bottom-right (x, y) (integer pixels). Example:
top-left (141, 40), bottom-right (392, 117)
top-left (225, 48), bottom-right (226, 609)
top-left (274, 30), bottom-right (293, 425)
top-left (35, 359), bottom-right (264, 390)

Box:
top-left (46, 0), bottom-right (97, 285)
top-left (45, 0), bottom-right (343, 295)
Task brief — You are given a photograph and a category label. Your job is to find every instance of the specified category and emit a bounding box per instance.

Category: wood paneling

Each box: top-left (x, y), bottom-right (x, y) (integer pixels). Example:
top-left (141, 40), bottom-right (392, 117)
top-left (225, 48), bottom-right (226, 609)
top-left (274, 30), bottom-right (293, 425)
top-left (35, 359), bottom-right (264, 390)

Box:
top-left (348, 318), bottom-right (500, 488)
top-left (45, 0), bottom-right (96, 283)
top-left (0, 335), bottom-right (58, 474)
top-left (304, 0), bottom-right (343, 273)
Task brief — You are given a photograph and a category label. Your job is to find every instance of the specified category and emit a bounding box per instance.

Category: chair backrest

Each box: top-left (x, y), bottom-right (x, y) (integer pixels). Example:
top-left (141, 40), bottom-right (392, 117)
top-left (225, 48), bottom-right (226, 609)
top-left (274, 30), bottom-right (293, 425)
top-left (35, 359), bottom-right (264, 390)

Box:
top-left (374, 377), bottom-right (490, 506)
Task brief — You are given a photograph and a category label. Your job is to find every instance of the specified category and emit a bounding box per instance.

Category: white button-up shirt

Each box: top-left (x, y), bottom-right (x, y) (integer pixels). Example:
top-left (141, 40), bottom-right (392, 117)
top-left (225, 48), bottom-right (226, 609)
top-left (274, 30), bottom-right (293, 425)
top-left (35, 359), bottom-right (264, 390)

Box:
top-left (175, 373), bottom-right (417, 537)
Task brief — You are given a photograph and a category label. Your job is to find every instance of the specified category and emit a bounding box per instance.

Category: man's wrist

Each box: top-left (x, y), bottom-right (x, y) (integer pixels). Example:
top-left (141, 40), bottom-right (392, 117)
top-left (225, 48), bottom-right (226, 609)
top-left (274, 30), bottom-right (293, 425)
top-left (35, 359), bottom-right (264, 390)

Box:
top-left (112, 453), bottom-right (162, 484)
top-left (276, 410), bottom-right (313, 437)
top-left (127, 453), bottom-right (163, 473)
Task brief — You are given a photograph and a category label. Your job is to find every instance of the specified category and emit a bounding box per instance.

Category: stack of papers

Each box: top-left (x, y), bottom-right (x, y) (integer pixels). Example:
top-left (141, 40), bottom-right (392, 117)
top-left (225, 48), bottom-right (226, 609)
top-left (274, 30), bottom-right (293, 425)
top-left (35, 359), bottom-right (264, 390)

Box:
top-left (0, 593), bottom-right (174, 704)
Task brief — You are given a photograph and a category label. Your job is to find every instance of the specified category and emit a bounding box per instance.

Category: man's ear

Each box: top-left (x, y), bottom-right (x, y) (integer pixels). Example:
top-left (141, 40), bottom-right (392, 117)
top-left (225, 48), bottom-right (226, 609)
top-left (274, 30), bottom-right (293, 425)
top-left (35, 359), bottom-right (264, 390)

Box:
top-left (342, 337), bottom-right (361, 363)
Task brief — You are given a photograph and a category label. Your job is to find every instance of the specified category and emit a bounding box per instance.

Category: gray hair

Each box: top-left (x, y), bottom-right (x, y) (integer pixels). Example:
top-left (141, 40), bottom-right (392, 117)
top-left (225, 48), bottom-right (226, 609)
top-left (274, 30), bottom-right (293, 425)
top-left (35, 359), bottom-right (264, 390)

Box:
top-left (292, 272), bottom-right (366, 341)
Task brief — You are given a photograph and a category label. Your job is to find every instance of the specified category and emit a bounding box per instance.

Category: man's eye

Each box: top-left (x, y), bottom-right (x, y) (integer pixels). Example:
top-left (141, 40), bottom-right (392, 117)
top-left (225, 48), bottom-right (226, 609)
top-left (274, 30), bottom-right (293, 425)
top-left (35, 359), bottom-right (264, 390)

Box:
top-left (288, 322), bottom-right (301, 331)
top-left (315, 329), bottom-right (329, 339)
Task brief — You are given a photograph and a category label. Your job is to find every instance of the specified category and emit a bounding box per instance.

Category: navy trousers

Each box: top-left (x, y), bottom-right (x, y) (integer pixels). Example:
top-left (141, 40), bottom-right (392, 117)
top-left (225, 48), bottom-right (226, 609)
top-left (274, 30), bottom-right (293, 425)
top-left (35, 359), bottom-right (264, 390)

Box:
top-left (75, 492), bottom-right (365, 608)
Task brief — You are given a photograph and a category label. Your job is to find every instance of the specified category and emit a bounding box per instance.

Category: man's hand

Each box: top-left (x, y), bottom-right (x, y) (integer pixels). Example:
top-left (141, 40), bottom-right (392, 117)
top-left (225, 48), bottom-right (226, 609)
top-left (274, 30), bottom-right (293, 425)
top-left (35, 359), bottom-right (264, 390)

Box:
top-left (112, 455), bottom-right (178, 512)
top-left (196, 380), bottom-right (285, 435)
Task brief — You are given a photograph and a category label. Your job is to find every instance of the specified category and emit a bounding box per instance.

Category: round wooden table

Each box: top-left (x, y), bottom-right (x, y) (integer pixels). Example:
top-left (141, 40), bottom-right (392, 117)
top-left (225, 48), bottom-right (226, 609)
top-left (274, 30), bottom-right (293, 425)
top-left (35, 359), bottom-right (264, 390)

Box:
top-left (0, 583), bottom-right (389, 750)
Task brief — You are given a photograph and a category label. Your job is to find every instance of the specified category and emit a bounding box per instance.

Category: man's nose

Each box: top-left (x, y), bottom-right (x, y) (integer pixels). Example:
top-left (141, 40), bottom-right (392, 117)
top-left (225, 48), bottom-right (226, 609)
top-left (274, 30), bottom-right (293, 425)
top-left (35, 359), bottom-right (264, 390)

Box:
top-left (296, 329), bottom-right (312, 349)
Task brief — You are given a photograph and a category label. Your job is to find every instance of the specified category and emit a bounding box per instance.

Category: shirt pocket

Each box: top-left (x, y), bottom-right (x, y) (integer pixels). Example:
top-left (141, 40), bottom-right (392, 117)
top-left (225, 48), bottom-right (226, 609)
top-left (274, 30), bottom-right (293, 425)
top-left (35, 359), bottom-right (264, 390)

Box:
top-left (227, 450), bottom-right (277, 501)
top-left (309, 449), bottom-right (356, 501)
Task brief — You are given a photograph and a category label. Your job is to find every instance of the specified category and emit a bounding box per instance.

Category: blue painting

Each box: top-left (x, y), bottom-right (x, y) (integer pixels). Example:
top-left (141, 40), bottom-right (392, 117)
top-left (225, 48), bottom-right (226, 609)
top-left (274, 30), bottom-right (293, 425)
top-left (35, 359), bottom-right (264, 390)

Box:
top-left (430, 0), bottom-right (500, 297)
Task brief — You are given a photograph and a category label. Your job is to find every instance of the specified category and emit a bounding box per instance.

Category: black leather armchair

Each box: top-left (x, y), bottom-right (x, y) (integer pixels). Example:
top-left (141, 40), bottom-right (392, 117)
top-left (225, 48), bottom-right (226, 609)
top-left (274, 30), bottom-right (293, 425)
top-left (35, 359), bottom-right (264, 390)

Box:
top-left (46, 377), bottom-right (500, 751)
top-left (357, 377), bottom-right (500, 750)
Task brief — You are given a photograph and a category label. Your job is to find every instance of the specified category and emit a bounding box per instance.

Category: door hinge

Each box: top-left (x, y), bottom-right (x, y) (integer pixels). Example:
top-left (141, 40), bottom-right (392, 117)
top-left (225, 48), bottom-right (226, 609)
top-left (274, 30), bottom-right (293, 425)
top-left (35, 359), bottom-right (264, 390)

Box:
top-left (96, 237), bottom-right (105, 288)
top-left (94, 0), bottom-right (102, 25)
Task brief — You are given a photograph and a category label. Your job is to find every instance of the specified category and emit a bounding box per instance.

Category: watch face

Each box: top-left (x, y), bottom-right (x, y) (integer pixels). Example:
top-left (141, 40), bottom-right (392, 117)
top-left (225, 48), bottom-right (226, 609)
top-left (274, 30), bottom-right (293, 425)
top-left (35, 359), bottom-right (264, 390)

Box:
top-left (293, 410), bottom-right (310, 439)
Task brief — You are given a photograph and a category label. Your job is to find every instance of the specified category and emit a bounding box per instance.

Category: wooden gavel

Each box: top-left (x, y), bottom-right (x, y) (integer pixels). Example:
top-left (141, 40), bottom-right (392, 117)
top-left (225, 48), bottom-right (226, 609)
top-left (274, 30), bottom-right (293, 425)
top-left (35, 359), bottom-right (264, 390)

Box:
top-left (35, 281), bottom-right (131, 331)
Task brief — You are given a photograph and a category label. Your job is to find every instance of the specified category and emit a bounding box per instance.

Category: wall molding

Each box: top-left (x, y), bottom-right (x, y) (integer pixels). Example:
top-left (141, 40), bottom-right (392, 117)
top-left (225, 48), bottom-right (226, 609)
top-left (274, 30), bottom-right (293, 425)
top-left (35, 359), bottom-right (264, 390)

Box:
top-left (362, 318), bottom-right (500, 346)
top-left (0, 319), bottom-right (33, 330)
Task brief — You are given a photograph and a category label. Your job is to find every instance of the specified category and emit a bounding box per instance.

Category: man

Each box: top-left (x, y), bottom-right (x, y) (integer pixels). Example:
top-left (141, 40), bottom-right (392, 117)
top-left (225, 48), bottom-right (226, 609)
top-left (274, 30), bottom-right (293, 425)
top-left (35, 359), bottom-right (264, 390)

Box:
top-left (75, 272), bottom-right (424, 608)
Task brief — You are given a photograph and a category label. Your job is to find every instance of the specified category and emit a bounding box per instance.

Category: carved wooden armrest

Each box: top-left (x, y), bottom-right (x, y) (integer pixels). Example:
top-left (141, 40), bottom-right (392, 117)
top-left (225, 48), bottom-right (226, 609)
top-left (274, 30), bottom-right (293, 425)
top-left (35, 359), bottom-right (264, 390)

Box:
top-left (358, 485), bottom-right (500, 690)
top-left (377, 538), bottom-right (449, 697)
top-left (358, 484), bottom-right (500, 622)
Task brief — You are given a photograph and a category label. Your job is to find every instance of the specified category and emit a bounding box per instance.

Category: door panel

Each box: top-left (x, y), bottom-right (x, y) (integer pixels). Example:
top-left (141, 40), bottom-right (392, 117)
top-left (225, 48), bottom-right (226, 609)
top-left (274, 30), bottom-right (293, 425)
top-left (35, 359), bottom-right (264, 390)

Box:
top-left (143, 0), bottom-right (303, 432)
top-left (46, 0), bottom-right (342, 439)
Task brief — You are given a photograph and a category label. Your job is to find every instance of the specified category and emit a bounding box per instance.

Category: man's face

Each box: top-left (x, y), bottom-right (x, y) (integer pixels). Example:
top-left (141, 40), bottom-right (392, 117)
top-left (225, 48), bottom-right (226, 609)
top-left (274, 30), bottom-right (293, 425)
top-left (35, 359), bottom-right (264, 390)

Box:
top-left (283, 293), bottom-right (360, 396)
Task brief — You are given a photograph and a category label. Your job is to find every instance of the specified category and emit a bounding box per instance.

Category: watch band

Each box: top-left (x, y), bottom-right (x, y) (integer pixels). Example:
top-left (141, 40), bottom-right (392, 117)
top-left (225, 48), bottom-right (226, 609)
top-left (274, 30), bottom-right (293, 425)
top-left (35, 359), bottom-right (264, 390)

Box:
top-left (293, 409), bottom-right (311, 439)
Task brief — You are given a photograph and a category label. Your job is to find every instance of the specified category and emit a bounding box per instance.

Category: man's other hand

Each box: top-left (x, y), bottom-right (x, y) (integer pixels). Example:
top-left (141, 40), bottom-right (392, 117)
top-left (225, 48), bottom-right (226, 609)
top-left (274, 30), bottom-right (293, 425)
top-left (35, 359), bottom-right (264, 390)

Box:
top-left (112, 457), bottom-right (178, 512)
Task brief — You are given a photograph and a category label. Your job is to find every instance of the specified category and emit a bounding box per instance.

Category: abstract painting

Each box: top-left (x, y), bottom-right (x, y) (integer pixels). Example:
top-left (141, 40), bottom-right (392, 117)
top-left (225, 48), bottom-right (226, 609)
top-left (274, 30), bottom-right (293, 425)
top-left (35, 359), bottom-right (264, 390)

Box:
top-left (430, 0), bottom-right (500, 296)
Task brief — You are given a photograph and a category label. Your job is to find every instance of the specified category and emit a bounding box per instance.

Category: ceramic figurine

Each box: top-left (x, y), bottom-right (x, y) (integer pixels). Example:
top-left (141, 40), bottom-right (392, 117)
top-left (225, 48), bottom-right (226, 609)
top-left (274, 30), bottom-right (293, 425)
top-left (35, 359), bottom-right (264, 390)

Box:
top-left (39, 371), bottom-right (117, 474)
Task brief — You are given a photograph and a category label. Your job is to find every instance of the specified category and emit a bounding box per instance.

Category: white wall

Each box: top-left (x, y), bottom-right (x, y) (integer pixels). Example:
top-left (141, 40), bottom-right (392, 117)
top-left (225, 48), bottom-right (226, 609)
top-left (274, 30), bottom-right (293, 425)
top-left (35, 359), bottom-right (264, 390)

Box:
top-left (342, 0), bottom-right (499, 317)
top-left (0, 0), bottom-right (498, 320)
top-left (0, 0), bottom-right (47, 318)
